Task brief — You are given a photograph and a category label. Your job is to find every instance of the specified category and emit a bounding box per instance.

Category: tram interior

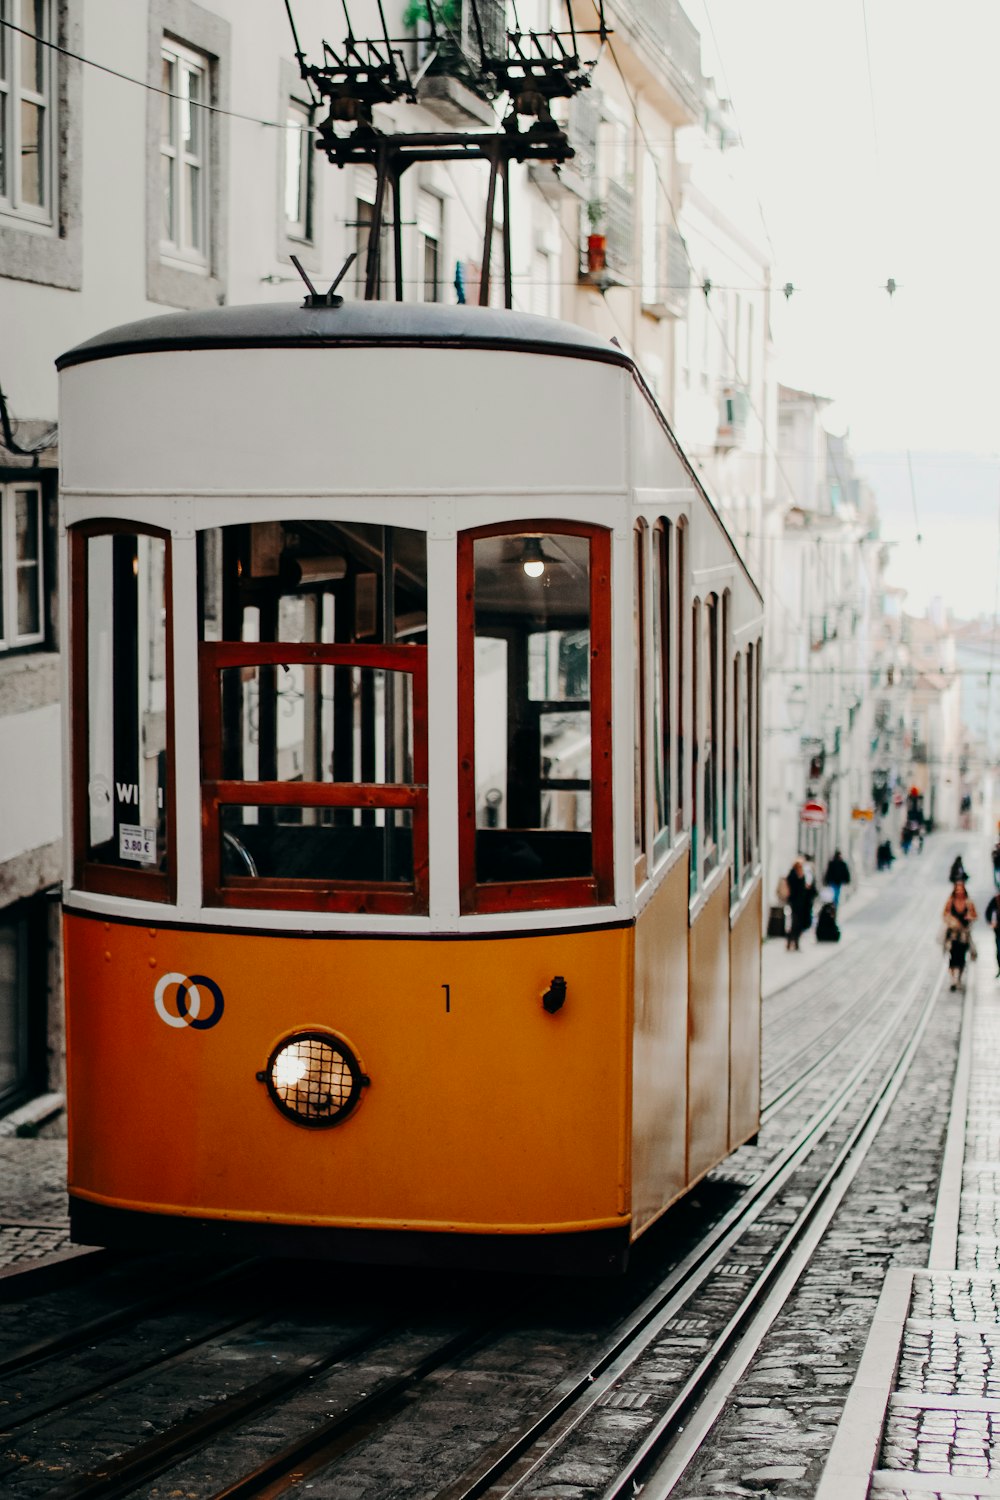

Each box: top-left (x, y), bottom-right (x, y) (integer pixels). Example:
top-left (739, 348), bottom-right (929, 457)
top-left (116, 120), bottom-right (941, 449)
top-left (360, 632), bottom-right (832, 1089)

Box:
top-left (199, 520), bottom-right (427, 887)
top-left (198, 520), bottom-right (594, 893)
top-left (80, 518), bottom-right (597, 902)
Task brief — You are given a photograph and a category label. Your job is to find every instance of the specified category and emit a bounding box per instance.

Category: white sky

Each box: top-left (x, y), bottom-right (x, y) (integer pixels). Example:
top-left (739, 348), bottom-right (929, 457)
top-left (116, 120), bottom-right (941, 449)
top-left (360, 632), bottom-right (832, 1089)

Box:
top-left (680, 0), bottom-right (1000, 613)
top-left (684, 0), bottom-right (1000, 455)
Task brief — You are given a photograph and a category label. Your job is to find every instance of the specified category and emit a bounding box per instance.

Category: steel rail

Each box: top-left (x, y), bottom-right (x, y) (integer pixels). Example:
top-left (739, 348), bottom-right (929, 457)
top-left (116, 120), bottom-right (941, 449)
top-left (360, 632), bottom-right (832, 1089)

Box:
top-left (761, 913), bottom-right (935, 1119)
top-left (37, 1315), bottom-right (435, 1500)
top-left (761, 869), bottom-right (930, 1086)
top-left (0, 1258), bottom-right (256, 1379)
top-left (430, 949), bottom-right (943, 1500)
top-left (0, 1309), bottom-right (277, 1440)
top-left (614, 960), bottom-right (947, 1500)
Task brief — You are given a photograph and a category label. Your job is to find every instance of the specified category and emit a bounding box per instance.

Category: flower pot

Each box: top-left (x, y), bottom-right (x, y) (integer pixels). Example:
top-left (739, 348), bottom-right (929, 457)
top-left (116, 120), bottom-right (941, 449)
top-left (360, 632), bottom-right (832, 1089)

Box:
top-left (587, 233), bottom-right (607, 273)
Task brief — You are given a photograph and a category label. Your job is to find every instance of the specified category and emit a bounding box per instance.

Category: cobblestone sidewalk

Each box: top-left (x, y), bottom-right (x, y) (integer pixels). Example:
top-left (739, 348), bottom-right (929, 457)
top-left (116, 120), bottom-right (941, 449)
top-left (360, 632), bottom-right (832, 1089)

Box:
top-left (820, 967), bottom-right (1000, 1499)
top-left (0, 1132), bottom-right (71, 1270)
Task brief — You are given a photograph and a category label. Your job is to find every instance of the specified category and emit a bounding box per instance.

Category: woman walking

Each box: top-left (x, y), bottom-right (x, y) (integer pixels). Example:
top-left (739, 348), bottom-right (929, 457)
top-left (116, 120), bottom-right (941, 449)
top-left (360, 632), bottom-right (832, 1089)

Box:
top-left (943, 880), bottom-right (977, 992)
top-left (785, 858), bottom-right (815, 951)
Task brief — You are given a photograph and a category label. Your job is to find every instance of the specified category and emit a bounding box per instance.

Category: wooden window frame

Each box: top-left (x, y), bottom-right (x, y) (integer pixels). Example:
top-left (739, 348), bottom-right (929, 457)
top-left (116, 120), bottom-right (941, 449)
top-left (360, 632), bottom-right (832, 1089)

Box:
top-left (199, 640), bottom-right (428, 915)
top-left (720, 589), bottom-right (730, 857)
top-left (633, 520), bottom-right (647, 886)
top-left (457, 520), bottom-right (614, 915)
top-left (70, 521), bottom-right (176, 903)
top-left (690, 596), bottom-right (699, 897)
top-left (732, 647), bottom-right (743, 898)
top-left (651, 518), bottom-right (671, 860)
top-left (702, 592), bottom-right (719, 877)
top-left (674, 517), bottom-right (687, 838)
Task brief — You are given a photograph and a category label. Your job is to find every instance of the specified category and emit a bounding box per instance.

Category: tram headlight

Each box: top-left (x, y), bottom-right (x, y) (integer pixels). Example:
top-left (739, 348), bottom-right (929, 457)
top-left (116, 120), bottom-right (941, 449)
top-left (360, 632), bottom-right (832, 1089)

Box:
top-left (258, 1032), bottom-right (368, 1128)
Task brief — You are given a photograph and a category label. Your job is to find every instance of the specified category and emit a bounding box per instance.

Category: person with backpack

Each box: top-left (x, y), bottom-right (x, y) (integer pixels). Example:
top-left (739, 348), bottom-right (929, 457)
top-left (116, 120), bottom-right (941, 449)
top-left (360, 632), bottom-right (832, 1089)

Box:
top-left (785, 858), bottom-right (815, 952)
top-left (823, 849), bottom-right (851, 909)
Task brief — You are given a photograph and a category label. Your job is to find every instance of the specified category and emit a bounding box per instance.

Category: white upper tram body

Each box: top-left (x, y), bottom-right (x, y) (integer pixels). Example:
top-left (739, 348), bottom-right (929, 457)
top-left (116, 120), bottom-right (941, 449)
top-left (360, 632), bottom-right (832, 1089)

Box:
top-left (57, 302), bottom-right (763, 935)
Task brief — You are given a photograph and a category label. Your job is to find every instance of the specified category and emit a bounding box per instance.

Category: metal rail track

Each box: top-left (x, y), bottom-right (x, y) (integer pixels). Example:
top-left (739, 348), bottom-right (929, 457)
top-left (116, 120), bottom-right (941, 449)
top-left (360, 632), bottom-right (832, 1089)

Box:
top-left (424, 959), bottom-right (943, 1500)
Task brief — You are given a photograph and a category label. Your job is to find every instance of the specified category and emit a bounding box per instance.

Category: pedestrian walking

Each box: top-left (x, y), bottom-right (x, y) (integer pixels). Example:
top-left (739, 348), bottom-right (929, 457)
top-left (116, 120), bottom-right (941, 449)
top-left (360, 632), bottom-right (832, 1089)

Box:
top-left (991, 835), bottom-right (1000, 892)
top-left (823, 849), bottom-right (851, 908)
top-left (950, 854), bottom-right (968, 884)
top-left (986, 891), bottom-right (1000, 976)
top-left (785, 858), bottom-right (815, 951)
top-left (943, 880), bottom-right (977, 992)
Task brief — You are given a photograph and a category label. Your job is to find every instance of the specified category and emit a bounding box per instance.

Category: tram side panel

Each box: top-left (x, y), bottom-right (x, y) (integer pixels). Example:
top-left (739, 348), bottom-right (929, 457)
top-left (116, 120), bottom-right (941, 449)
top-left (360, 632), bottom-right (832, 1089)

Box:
top-left (631, 854), bottom-right (690, 1233)
top-left (729, 881), bottom-right (762, 1151)
top-left (63, 913), bottom-right (633, 1238)
top-left (686, 875), bottom-right (732, 1184)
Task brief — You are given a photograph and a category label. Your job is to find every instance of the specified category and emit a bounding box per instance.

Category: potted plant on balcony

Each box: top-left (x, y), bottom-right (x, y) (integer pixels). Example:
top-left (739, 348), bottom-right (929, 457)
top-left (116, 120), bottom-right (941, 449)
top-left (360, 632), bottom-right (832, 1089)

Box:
top-left (586, 198), bottom-right (606, 273)
top-left (404, 0), bottom-right (466, 79)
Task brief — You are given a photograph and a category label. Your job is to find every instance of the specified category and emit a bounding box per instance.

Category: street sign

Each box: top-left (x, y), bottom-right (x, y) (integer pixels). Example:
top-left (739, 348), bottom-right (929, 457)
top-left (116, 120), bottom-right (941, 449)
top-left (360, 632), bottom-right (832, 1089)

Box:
top-left (800, 799), bottom-right (827, 825)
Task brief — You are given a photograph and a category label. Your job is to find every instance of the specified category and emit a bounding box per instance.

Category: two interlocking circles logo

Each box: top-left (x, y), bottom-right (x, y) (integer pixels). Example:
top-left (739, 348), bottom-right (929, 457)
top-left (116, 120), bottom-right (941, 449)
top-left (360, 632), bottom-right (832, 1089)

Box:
top-left (154, 972), bottom-right (225, 1030)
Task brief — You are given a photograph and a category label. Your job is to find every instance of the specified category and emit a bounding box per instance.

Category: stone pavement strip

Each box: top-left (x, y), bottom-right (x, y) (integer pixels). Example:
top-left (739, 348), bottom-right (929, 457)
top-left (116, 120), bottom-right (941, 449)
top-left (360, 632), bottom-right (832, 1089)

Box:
top-left (819, 964), bottom-right (1000, 1500)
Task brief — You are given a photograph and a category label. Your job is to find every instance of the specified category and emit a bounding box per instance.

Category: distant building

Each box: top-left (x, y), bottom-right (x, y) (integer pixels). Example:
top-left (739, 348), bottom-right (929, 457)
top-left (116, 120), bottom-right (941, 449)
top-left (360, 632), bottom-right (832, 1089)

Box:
top-left (761, 385), bottom-right (885, 917)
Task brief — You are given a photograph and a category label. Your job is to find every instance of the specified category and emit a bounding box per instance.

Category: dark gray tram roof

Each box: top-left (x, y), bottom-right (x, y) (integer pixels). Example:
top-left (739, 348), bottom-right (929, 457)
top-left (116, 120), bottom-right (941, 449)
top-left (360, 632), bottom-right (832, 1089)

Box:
top-left (56, 299), bottom-right (634, 372)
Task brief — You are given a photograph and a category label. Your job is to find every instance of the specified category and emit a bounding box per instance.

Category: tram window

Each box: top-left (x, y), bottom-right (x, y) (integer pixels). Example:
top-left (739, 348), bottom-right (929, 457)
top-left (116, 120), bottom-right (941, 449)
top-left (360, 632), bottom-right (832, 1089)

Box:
top-left (459, 525), bottom-right (613, 913)
top-left (651, 521), bottom-right (670, 856)
top-left (214, 663), bottom-right (413, 788)
top-left (633, 524), bottom-right (647, 879)
top-left (702, 594), bottom-right (719, 877)
top-left (749, 640), bottom-right (760, 862)
top-left (72, 528), bottom-right (172, 900)
top-left (219, 805), bottom-right (414, 886)
top-left (197, 520), bottom-right (428, 913)
top-left (721, 590), bottom-right (730, 856)
top-left (690, 597), bottom-right (699, 897)
top-left (732, 649), bottom-right (742, 897)
top-left (675, 518), bottom-right (686, 838)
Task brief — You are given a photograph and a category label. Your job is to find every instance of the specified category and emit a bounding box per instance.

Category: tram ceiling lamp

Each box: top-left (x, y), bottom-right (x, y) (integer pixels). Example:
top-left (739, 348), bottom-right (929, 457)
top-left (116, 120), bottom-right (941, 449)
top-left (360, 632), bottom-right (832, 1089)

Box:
top-left (521, 537), bottom-right (548, 578)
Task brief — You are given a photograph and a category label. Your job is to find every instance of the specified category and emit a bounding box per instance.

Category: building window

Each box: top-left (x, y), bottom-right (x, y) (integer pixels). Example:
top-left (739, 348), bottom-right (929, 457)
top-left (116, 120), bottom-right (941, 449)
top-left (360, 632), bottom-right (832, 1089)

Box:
top-left (0, 0), bottom-right (53, 224)
top-left (283, 97), bottom-right (312, 241)
top-left (0, 481), bottom-right (44, 650)
top-left (146, 2), bottom-right (229, 309)
top-left (160, 37), bottom-right (209, 266)
top-left (418, 190), bottom-right (443, 302)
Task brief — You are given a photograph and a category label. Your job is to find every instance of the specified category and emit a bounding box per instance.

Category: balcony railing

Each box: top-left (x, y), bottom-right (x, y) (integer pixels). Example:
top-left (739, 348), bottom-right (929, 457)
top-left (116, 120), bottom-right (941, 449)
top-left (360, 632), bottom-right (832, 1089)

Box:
top-left (604, 177), bottom-right (633, 277)
top-left (642, 223), bottom-right (689, 318)
top-left (613, 0), bottom-right (703, 116)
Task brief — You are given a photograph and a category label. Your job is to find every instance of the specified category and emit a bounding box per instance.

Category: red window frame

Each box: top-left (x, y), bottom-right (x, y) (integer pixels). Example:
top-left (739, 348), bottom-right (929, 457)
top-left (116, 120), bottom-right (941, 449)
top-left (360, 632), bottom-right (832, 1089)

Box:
top-left (457, 520), bottom-right (614, 915)
top-left (199, 641), bottom-right (429, 914)
top-left (70, 522), bottom-right (176, 903)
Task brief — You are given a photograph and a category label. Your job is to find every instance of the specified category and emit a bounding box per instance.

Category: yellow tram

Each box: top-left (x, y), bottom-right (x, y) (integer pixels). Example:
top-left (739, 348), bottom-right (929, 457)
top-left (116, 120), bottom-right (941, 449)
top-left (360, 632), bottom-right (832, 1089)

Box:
top-left (58, 301), bottom-right (763, 1272)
